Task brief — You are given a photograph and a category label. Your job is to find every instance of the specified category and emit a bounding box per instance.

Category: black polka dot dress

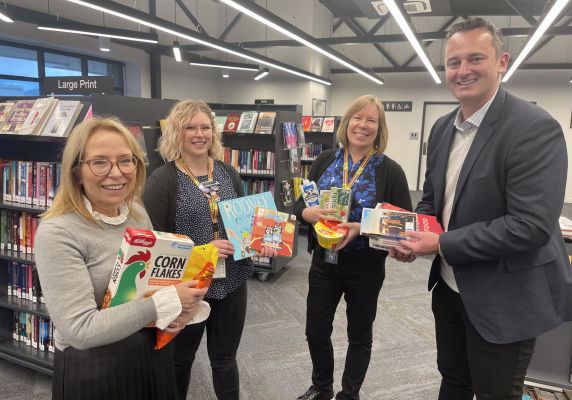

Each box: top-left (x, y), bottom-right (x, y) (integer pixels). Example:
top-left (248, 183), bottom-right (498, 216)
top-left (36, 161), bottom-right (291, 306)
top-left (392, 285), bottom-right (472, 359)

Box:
top-left (175, 160), bottom-right (254, 300)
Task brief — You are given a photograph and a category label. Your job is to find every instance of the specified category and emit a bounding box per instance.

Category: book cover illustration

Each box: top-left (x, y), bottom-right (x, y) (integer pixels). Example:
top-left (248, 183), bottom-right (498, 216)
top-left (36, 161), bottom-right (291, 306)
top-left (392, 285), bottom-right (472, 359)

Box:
top-left (288, 148), bottom-right (301, 174)
top-left (280, 179), bottom-right (295, 206)
top-left (214, 115), bottom-right (227, 133)
top-left (223, 113), bottom-right (241, 133)
top-left (218, 191), bottom-right (277, 260)
top-left (300, 180), bottom-right (319, 207)
top-left (326, 187), bottom-right (351, 222)
top-left (321, 117), bottom-right (336, 133)
top-left (20, 98), bottom-right (58, 135)
top-left (319, 189), bottom-right (331, 208)
top-left (282, 122), bottom-right (299, 149)
top-left (254, 111), bottom-right (276, 134)
top-left (41, 100), bottom-right (83, 137)
top-left (296, 122), bottom-right (306, 146)
top-left (301, 116), bottom-right (312, 132)
top-left (1, 100), bottom-right (36, 134)
top-left (310, 116), bottom-right (324, 132)
top-left (250, 207), bottom-right (296, 257)
top-left (0, 102), bottom-right (15, 128)
top-left (236, 111), bottom-right (259, 133)
top-left (377, 202), bottom-right (444, 235)
top-left (125, 122), bottom-right (147, 156)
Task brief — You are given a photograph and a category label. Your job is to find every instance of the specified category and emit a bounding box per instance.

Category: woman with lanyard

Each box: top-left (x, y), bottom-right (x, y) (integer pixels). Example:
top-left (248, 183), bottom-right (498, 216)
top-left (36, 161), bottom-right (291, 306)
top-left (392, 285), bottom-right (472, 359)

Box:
top-left (294, 95), bottom-right (412, 400)
top-left (143, 100), bottom-right (262, 400)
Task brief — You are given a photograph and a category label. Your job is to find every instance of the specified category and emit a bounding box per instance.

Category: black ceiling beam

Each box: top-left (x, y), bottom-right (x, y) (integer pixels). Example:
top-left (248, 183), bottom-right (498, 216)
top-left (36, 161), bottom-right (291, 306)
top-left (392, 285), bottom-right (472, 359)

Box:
top-left (219, 14), bottom-right (242, 40)
top-left (175, 0), bottom-right (209, 36)
top-left (504, 0), bottom-right (537, 26)
top-left (331, 63), bottom-right (572, 74)
top-left (402, 16), bottom-right (458, 68)
top-left (521, 15), bottom-right (572, 61)
top-left (366, 15), bottom-right (390, 36)
top-left (333, 19), bottom-right (343, 33)
top-left (181, 25), bottom-right (572, 51)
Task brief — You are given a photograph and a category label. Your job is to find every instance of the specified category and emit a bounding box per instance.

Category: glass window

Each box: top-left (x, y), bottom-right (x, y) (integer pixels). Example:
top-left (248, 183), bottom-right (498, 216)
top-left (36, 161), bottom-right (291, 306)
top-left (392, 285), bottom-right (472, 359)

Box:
top-left (88, 60), bottom-right (124, 89)
top-left (45, 52), bottom-right (82, 76)
top-left (0, 78), bottom-right (39, 96)
top-left (0, 44), bottom-right (38, 78)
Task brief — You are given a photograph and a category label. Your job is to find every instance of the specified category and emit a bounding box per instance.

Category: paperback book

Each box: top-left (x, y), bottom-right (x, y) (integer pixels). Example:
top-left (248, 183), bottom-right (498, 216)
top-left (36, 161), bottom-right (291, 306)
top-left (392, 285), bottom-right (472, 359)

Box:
top-left (310, 116), bottom-right (324, 132)
top-left (254, 111), bottom-right (276, 135)
top-left (282, 121), bottom-right (299, 149)
top-left (218, 191), bottom-right (277, 260)
top-left (223, 113), bottom-right (241, 133)
top-left (236, 111), bottom-right (259, 133)
top-left (41, 100), bottom-right (83, 137)
top-left (300, 180), bottom-right (319, 207)
top-left (214, 115), bottom-right (227, 133)
top-left (0, 102), bottom-right (15, 127)
top-left (250, 207), bottom-right (296, 257)
top-left (301, 116), bottom-right (312, 132)
top-left (1, 100), bottom-right (36, 134)
top-left (20, 98), bottom-right (58, 135)
top-left (321, 117), bottom-right (336, 133)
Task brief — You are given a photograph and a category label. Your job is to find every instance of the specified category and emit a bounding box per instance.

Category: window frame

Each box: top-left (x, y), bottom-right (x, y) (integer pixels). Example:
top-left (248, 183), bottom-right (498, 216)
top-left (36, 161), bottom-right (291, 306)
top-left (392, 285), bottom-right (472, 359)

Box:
top-left (0, 39), bottom-right (125, 96)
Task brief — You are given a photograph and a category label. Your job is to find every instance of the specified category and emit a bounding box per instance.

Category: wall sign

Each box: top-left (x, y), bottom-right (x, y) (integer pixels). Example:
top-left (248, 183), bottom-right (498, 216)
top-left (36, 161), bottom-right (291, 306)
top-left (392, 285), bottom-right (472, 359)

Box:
top-left (255, 99), bottom-right (274, 104)
top-left (383, 101), bottom-right (413, 112)
top-left (41, 76), bottom-right (114, 95)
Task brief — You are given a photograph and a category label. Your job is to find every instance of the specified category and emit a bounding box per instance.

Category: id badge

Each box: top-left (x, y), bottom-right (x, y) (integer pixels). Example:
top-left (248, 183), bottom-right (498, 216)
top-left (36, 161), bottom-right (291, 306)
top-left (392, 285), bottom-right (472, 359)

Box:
top-left (213, 258), bottom-right (226, 279)
top-left (324, 249), bottom-right (338, 265)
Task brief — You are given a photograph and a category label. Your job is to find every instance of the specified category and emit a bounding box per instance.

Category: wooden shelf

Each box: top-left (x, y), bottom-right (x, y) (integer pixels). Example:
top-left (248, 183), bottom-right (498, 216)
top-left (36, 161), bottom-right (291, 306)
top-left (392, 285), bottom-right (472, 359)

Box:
top-left (0, 249), bottom-right (34, 264)
top-left (0, 340), bottom-right (53, 375)
top-left (0, 294), bottom-right (49, 318)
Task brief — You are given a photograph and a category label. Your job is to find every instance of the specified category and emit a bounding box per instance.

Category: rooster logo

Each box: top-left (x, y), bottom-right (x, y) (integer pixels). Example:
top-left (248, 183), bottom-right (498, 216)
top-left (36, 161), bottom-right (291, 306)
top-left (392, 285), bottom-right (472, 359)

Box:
top-left (108, 250), bottom-right (152, 307)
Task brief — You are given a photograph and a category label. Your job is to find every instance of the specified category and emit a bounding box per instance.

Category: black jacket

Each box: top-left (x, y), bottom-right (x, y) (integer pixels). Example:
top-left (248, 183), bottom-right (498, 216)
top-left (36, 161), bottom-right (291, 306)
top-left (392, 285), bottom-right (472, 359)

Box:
top-left (293, 149), bottom-right (412, 253)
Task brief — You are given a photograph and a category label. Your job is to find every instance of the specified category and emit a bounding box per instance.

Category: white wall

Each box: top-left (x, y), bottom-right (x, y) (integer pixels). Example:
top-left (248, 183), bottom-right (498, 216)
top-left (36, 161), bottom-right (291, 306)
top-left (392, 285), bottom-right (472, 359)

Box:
top-left (331, 70), bottom-right (572, 202)
top-left (161, 56), bottom-right (219, 101)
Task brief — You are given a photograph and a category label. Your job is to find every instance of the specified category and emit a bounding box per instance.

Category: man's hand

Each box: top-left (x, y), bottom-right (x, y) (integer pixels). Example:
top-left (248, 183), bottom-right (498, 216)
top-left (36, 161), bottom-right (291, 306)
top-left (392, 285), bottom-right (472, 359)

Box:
top-left (388, 245), bottom-right (417, 262)
top-left (400, 231), bottom-right (440, 256)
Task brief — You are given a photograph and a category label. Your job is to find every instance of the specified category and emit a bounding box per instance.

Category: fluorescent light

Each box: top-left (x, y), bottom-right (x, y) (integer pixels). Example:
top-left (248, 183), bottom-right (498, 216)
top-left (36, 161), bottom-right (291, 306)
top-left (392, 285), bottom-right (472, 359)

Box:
top-left (0, 11), bottom-right (13, 23)
top-left (38, 26), bottom-right (158, 43)
top-left (502, 0), bottom-right (570, 82)
top-left (173, 40), bottom-right (182, 62)
top-left (190, 61), bottom-right (259, 71)
top-left (99, 36), bottom-right (110, 52)
top-left (383, 0), bottom-right (441, 84)
top-left (222, 68), bottom-right (230, 78)
top-left (254, 68), bottom-right (269, 80)
top-left (219, 0), bottom-right (383, 85)
top-left (66, 0), bottom-right (332, 86)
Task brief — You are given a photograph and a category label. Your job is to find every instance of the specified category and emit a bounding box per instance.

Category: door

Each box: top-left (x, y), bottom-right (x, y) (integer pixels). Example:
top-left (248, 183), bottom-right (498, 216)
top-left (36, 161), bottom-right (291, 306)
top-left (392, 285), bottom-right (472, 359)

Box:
top-left (416, 102), bottom-right (458, 190)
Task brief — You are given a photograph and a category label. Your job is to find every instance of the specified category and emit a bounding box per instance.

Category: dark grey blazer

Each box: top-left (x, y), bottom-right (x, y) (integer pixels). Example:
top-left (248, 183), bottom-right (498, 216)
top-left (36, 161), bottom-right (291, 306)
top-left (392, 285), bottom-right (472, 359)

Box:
top-left (417, 87), bottom-right (572, 344)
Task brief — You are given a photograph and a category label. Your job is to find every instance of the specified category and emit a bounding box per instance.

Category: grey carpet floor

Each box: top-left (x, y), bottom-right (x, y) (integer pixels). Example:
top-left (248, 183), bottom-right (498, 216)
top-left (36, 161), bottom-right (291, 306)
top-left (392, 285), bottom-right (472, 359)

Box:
top-left (2, 191), bottom-right (570, 399)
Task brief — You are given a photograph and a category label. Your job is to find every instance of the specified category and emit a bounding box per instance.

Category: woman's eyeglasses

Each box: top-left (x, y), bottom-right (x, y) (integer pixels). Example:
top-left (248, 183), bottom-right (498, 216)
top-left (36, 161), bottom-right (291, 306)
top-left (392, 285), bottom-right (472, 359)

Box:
top-left (80, 156), bottom-right (138, 176)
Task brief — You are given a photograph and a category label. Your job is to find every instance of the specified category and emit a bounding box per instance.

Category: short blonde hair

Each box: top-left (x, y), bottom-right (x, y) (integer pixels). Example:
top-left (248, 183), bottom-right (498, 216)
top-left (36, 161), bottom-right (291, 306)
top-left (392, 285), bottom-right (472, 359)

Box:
top-left (42, 117), bottom-right (147, 224)
top-left (336, 95), bottom-right (388, 154)
top-left (158, 100), bottom-right (223, 161)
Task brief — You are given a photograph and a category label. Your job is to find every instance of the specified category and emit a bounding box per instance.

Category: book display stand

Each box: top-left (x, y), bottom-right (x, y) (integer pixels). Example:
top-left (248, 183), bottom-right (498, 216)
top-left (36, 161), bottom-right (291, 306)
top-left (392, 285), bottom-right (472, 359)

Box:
top-left (211, 103), bottom-right (302, 281)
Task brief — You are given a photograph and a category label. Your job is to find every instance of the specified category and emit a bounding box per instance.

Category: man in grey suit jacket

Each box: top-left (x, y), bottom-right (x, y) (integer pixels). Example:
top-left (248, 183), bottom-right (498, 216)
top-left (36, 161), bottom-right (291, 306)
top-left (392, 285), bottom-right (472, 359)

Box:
top-left (394, 18), bottom-right (572, 400)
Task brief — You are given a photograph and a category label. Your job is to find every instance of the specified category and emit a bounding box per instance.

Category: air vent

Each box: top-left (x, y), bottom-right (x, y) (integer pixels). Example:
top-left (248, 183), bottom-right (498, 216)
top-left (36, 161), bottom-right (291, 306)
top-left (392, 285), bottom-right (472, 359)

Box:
top-left (371, 0), bottom-right (432, 16)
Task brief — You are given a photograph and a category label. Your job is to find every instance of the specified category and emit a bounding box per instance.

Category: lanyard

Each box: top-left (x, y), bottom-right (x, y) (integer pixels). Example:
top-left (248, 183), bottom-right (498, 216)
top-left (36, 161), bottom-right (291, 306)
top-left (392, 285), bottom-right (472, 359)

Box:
top-left (178, 158), bottom-right (220, 240)
top-left (342, 149), bottom-right (375, 190)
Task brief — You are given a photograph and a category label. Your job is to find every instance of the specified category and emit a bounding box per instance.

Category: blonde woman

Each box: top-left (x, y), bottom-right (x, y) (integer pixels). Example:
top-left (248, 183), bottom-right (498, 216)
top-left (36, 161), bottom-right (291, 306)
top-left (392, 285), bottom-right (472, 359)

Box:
top-left (293, 95), bottom-right (412, 400)
top-left (143, 100), bottom-right (254, 400)
top-left (35, 117), bottom-right (207, 400)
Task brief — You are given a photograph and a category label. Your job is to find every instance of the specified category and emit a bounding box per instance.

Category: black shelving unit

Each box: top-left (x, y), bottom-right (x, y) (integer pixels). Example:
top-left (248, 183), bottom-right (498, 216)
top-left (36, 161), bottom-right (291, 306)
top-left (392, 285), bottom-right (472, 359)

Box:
top-left (212, 103), bottom-right (302, 279)
top-left (525, 242), bottom-right (572, 390)
top-left (0, 94), bottom-right (178, 375)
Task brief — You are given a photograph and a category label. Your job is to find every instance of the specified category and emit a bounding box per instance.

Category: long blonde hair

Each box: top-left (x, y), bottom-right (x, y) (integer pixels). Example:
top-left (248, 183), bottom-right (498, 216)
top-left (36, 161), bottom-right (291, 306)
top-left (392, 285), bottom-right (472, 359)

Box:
top-left (41, 117), bottom-right (147, 224)
top-left (158, 100), bottom-right (223, 161)
top-left (336, 95), bottom-right (388, 154)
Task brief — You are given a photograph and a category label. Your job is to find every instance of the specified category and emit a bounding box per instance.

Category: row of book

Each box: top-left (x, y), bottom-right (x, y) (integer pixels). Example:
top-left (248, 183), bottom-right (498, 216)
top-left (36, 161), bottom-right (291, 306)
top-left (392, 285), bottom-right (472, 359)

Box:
top-left (241, 179), bottom-right (275, 196)
top-left (222, 148), bottom-right (275, 175)
top-left (13, 311), bottom-right (54, 353)
top-left (1, 160), bottom-right (61, 208)
top-left (301, 116), bottom-right (337, 133)
top-left (0, 98), bottom-right (86, 137)
top-left (301, 143), bottom-right (325, 161)
top-left (0, 210), bottom-right (39, 255)
top-left (216, 111), bottom-right (277, 135)
top-left (7, 261), bottom-right (44, 303)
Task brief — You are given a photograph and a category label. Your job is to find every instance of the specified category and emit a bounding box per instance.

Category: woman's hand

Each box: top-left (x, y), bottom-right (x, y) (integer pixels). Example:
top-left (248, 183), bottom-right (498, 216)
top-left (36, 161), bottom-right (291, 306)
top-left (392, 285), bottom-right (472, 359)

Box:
top-left (174, 280), bottom-right (207, 313)
top-left (301, 206), bottom-right (336, 225)
top-left (211, 239), bottom-right (235, 259)
top-left (165, 309), bottom-right (197, 332)
top-left (334, 222), bottom-right (361, 251)
top-left (253, 245), bottom-right (278, 258)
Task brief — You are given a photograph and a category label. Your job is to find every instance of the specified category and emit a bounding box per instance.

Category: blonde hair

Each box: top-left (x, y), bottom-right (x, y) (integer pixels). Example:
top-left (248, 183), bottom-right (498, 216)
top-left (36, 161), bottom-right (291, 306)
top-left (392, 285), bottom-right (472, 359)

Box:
top-left (158, 100), bottom-right (223, 161)
top-left (336, 95), bottom-right (388, 154)
top-left (42, 117), bottom-right (147, 224)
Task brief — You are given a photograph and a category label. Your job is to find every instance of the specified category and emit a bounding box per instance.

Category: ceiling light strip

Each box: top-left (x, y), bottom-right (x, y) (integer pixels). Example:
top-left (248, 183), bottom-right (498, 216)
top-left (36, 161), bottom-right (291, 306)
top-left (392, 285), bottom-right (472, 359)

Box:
top-left (0, 12), bottom-right (13, 23)
top-left (383, 0), bottom-right (441, 84)
top-left (190, 62), bottom-right (259, 71)
top-left (66, 0), bottom-right (332, 86)
top-left (173, 41), bottom-right (182, 62)
top-left (38, 26), bottom-right (158, 43)
top-left (502, 0), bottom-right (570, 82)
top-left (219, 0), bottom-right (383, 85)
top-left (254, 68), bottom-right (269, 80)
